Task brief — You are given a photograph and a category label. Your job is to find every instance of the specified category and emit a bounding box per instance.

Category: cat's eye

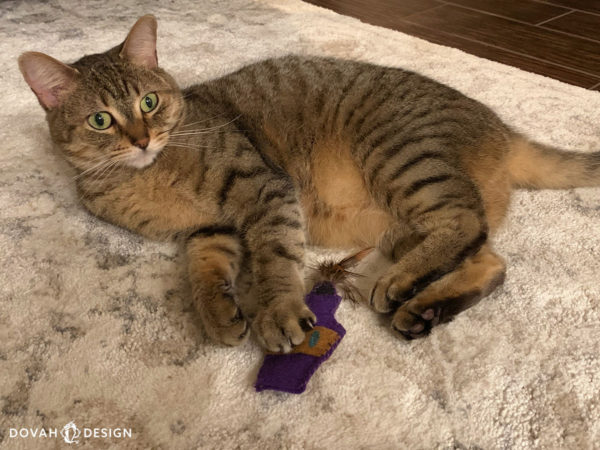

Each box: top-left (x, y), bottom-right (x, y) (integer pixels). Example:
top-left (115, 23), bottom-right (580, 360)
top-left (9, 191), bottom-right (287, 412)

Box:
top-left (140, 93), bottom-right (158, 113)
top-left (87, 112), bottom-right (112, 130)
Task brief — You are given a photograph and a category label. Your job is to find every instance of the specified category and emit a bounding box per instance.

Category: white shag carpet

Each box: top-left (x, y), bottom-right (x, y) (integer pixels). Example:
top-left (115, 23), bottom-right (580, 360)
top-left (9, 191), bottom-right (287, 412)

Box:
top-left (1, 1), bottom-right (599, 448)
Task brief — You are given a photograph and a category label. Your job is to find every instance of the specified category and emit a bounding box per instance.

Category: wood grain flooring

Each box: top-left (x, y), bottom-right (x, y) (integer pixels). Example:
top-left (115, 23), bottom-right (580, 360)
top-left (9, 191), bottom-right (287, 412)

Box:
top-left (305, 0), bottom-right (600, 89)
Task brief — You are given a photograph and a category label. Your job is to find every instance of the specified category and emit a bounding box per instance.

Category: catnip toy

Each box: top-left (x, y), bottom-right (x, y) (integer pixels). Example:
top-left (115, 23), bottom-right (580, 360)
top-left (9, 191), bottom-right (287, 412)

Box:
top-left (255, 248), bottom-right (372, 394)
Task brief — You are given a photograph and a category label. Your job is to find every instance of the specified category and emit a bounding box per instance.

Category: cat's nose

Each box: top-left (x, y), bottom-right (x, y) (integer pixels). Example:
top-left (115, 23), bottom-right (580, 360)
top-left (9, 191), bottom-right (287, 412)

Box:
top-left (134, 137), bottom-right (149, 150)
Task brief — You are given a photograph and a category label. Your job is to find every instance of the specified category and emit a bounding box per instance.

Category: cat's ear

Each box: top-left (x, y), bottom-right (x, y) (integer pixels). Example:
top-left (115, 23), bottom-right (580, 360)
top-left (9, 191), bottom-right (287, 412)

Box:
top-left (18, 52), bottom-right (79, 110)
top-left (120, 15), bottom-right (158, 69)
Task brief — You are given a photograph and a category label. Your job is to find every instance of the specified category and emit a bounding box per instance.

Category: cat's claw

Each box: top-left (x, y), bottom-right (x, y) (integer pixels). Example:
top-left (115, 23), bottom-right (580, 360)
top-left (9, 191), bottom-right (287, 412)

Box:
top-left (252, 298), bottom-right (316, 353)
top-left (198, 291), bottom-right (250, 347)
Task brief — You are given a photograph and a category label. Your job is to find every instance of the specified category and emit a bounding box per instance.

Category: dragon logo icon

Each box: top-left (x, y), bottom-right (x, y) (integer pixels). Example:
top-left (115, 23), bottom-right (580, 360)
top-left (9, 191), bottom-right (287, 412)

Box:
top-left (60, 421), bottom-right (81, 444)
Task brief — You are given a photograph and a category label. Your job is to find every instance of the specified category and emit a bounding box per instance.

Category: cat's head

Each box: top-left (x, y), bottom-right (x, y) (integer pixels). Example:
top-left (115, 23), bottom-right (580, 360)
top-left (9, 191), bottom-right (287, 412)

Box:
top-left (18, 15), bottom-right (183, 171)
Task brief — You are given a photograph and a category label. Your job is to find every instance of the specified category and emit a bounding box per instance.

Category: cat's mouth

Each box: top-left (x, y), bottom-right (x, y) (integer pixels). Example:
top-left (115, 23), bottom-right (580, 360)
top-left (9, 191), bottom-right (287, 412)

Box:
top-left (125, 140), bottom-right (164, 169)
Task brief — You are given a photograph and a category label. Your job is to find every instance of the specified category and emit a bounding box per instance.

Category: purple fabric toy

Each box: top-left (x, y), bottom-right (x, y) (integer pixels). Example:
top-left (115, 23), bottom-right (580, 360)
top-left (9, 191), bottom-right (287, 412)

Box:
top-left (255, 281), bottom-right (346, 394)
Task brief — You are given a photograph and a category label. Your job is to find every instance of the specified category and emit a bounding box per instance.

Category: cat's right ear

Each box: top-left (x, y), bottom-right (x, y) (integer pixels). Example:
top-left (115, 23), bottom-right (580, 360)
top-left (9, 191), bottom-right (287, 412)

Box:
top-left (18, 52), bottom-right (79, 111)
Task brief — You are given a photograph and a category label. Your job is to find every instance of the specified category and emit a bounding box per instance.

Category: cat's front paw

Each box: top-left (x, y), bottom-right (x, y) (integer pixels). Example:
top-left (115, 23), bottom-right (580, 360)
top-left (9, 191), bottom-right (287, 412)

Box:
top-left (196, 285), bottom-right (250, 347)
top-left (252, 298), bottom-right (316, 353)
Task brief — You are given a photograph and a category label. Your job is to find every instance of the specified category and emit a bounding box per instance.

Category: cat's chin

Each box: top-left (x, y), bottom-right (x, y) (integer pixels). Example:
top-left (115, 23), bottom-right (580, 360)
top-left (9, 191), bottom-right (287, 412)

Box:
top-left (126, 147), bottom-right (161, 169)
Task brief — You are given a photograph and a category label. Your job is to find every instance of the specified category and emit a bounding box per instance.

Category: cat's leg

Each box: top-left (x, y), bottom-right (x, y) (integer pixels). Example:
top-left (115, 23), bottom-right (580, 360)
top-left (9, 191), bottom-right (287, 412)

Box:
top-left (390, 244), bottom-right (506, 339)
top-left (186, 228), bottom-right (249, 346)
top-left (239, 180), bottom-right (317, 353)
top-left (370, 196), bottom-right (487, 315)
top-left (359, 139), bottom-right (489, 315)
top-left (378, 223), bottom-right (423, 262)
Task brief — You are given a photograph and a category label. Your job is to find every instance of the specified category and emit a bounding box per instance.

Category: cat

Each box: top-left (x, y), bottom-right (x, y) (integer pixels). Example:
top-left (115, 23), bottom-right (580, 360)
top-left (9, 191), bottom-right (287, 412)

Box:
top-left (18, 15), bottom-right (600, 350)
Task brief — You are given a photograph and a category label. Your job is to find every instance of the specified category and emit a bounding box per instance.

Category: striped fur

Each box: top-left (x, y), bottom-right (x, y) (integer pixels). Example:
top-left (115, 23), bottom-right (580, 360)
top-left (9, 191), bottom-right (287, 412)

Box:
top-left (19, 15), bottom-right (600, 345)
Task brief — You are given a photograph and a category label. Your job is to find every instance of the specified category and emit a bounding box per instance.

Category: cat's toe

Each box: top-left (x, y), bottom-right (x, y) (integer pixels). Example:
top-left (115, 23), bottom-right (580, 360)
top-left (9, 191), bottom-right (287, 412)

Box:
top-left (198, 292), bottom-right (250, 346)
top-left (370, 272), bottom-right (417, 313)
top-left (204, 315), bottom-right (250, 346)
top-left (253, 299), bottom-right (316, 353)
top-left (391, 305), bottom-right (441, 340)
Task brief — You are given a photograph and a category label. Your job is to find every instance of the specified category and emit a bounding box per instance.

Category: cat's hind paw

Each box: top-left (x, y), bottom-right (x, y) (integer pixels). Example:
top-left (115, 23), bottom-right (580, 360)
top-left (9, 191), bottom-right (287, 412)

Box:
top-left (391, 305), bottom-right (441, 340)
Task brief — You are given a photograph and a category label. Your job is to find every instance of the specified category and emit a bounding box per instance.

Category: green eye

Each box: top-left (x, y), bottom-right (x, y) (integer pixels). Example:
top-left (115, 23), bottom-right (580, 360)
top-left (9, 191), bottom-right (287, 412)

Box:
top-left (87, 112), bottom-right (112, 130)
top-left (141, 93), bottom-right (158, 113)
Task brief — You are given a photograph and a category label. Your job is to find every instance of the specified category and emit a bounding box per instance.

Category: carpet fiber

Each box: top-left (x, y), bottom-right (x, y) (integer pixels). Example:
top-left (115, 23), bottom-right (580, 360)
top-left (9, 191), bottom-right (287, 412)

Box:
top-left (1, 0), bottom-right (599, 448)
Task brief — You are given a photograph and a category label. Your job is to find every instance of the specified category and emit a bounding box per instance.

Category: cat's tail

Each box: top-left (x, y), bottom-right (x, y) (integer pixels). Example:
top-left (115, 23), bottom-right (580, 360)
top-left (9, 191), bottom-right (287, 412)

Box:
top-left (507, 136), bottom-right (600, 189)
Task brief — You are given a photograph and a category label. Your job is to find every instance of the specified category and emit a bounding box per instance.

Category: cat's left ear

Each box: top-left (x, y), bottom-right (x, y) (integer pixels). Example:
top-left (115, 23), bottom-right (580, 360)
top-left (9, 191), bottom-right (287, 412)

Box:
top-left (120, 15), bottom-right (158, 69)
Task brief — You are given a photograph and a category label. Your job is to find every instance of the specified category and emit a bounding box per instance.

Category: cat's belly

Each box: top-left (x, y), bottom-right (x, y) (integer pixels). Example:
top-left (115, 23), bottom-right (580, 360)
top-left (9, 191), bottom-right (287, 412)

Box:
top-left (300, 140), bottom-right (392, 248)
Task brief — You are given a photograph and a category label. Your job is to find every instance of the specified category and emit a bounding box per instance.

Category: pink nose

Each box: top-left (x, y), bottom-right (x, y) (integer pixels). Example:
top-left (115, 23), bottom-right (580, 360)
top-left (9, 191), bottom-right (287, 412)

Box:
top-left (134, 137), bottom-right (149, 150)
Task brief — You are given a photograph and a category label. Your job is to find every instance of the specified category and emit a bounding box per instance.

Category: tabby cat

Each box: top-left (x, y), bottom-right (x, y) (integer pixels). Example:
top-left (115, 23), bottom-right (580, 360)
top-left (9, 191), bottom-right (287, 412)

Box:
top-left (18, 15), bottom-right (600, 350)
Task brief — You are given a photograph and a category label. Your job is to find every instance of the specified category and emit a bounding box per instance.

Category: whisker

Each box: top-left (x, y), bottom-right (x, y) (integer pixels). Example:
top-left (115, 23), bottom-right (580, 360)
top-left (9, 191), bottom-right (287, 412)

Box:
top-left (94, 157), bottom-right (123, 181)
top-left (73, 158), bottom-right (113, 180)
top-left (166, 144), bottom-right (210, 151)
top-left (155, 128), bottom-right (174, 137)
top-left (101, 159), bottom-right (123, 184)
top-left (178, 112), bottom-right (230, 129)
top-left (77, 154), bottom-right (131, 199)
top-left (169, 114), bottom-right (242, 136)
top-left (180, 91), bottom-right (199, 99)
top-left (74, 149), bottom-right (131, 178)
top-left (83, 157), bottom-right (124, 185)
top-left (76, 151), bottom-right (131, 181)
top-left (77, 162), bottom-right (118, 199)
top-left (168, 131), bottom-right (246, 137)
top-left (166, 141), bottom-right (222, 149)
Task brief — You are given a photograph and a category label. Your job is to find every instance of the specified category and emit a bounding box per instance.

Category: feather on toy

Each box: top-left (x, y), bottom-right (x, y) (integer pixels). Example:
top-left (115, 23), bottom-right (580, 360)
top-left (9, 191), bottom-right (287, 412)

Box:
top-left (255, 248), bottom-right (373, 394)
